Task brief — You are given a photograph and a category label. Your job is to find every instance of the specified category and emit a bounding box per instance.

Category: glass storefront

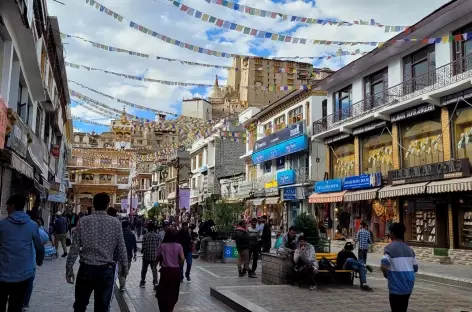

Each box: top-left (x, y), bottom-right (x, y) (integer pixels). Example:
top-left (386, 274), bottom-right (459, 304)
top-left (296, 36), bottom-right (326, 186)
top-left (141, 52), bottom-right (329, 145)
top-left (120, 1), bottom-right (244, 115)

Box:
top-left (362, 132), bottom-right (393, 176)
top-left (330, 142), bottom-right (355, 178)
top-left (454, 106), bottom-right (472, 159)
top-left (401, 115), bottom-right (443, 167)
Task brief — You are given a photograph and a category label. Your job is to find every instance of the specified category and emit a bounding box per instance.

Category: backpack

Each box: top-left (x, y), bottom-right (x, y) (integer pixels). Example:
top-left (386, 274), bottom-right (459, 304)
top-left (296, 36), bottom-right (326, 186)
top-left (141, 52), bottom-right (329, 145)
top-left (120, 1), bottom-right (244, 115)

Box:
top-left (318, 257), bottom-right (336, 273)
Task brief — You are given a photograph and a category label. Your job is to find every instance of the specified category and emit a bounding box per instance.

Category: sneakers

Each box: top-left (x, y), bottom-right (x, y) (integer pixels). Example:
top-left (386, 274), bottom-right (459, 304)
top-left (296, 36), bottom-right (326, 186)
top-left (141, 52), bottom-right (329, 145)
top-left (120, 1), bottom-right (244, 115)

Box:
top-left (22, 306), bottom-right (29, 311)
top-left (61, 253), bottom-right (68, 258)
top-left (238, 270), bottom-right (244, 277)
top-left (361, 284), bottom-right (373, 291)
top-left (309, 284), bottom-right (317, 291)
top-left (139, 281), bottom-right (145, 288)
top-left (119, 286), bottom-right (125, 292)
top-left (186, 275), bottom-right (191, 282)
top-left (248, 272), bottom-right (257, 278)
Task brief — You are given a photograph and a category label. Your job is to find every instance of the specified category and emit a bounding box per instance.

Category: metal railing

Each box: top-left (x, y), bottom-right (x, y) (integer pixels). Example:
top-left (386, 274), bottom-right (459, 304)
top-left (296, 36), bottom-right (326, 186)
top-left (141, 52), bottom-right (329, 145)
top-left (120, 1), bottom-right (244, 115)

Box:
top-left (313, 55), bottom-right (472, 135)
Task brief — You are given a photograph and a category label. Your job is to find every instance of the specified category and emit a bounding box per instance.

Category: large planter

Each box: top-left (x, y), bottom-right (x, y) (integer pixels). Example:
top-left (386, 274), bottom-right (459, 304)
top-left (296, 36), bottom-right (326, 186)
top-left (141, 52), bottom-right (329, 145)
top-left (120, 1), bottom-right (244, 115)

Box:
top-left (202, 240), bottom-right (225, 262)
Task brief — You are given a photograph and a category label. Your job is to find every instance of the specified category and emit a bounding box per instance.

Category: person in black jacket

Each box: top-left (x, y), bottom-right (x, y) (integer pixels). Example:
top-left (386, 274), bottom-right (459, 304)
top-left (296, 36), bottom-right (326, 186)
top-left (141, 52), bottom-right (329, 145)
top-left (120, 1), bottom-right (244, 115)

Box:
top-left (177, 222), bottom-right (193, 282)
top-left (336, 242), bottom-right (373, 291)
top-left (261, 216), bottom-right (272, 253)
top-left (235, 220), bottom-right (256, 278)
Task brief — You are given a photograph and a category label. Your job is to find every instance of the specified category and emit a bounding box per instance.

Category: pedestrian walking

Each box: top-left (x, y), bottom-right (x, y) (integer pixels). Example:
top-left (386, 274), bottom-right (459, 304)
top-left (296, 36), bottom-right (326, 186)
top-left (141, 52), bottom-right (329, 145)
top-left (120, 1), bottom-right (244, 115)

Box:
top-left (66, 193), bottom-right (128, 312)
top-left (119, 221), bottom-right (137, 292)
top-left (381, 223), bottom-right (418, 312)
top-left (159, 220), bottom-right (170, 243)
top-left (107, 207), bottom-right (117, 217)
top-left (140, 222), bottom-right (160, 289)
top-left (0, 194), bottom-right (45, 312)
top-left (136, 217), bottom-right (143, 239)
top-left (22, 214), bottom-right (50, 311)
top-left (235, 220), bottom-right (255, 278)
top-left (53, 211), bottom-right (68, 257)
top-left (247, 218), bottom-right (260, 277)
top-left (155, 231), bottom-right (185, 312)
top-left (355, 222), bottom-right (372, 264)
top-left (177, 222), bottom-right (193, 282)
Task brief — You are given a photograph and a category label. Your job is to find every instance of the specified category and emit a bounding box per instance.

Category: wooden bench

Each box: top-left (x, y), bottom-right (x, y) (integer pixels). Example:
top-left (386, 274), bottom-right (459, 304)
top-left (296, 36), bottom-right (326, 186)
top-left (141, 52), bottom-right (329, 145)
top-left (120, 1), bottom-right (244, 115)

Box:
top-left (315, 252), bottom-right (355, 284)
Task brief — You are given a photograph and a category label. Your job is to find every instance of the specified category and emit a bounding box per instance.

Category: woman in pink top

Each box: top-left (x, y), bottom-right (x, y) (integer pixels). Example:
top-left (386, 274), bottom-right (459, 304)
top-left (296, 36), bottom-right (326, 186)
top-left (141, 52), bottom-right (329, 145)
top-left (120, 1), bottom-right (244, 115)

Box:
top-left (155, 230), bottom-right (185, 312)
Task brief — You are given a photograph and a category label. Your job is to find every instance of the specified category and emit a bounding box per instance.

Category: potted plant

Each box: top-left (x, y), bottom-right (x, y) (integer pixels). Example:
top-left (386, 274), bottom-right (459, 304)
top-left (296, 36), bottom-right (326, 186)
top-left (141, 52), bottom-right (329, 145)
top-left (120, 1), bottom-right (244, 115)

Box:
top-left (294, 213), bottom-right (322, 251)
top-left (203, 199), bottom-right (245, 240)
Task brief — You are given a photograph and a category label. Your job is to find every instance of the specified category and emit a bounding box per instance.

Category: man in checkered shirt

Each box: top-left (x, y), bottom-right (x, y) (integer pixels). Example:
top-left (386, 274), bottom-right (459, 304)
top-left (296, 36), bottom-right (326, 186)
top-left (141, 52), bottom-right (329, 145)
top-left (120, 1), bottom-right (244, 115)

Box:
top-left (355, 222), bottom-right (372, 264)
top-left (140, 222), bottom-right (160, 288)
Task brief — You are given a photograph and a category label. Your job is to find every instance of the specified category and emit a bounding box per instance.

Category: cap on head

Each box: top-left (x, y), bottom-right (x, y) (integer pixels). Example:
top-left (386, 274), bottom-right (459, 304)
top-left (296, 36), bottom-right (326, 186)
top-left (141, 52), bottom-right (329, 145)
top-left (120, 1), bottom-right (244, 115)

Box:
top-left (56, 211), bottom-right (62, 216)
top-left (344, 242), bottom-right (354, 251)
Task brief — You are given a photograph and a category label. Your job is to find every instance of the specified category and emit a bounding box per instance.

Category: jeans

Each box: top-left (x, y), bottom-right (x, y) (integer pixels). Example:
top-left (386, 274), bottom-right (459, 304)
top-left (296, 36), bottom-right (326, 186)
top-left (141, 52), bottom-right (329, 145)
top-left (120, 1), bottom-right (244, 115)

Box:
top-left (55, 233), bottom-right (68, 255)
top-left (199, 237), bottom-right (212, 252)
top-left (73, 263), bottom-right (115, 312)
top-left (22, 270), bottom-right (35, 307)
top-left (389, 293), bottom-right (411, 312)
top-left (179, 252), bottom-right (193, 279)
top-left (344, 258), bottom-right (367, 284)
top-left (237, 249), bottom-right (249, 272)
top-left (141, 259), bottom-right (158, 284)
top-left (358, 249), bottom-right (368, 264)
top-left (249, 245), bottom-right (258, 272)
top-left (0, 279), bottom-right (29, 312)
top-left (118, 258), bottom-right (132, 288)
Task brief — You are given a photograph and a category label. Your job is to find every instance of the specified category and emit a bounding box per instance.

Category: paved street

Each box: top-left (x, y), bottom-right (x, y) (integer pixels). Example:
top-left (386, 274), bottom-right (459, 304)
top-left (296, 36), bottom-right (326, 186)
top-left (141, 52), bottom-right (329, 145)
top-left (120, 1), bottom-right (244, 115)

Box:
top-left (29, 255), bottom-right (120, 312)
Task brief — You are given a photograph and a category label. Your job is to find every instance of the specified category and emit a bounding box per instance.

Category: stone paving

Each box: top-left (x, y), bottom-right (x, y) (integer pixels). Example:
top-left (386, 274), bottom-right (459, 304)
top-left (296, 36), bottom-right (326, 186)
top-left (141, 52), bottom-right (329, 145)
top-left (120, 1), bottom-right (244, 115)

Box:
top-left (28, 254), bottom-right (120, 312)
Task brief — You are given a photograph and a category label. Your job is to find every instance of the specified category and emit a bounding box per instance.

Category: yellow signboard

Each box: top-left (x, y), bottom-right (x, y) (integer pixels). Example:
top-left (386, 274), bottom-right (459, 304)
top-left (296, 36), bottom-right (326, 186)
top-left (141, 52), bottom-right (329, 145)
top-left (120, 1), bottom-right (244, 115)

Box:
top-left (264, 180), bottom-right (278, 189)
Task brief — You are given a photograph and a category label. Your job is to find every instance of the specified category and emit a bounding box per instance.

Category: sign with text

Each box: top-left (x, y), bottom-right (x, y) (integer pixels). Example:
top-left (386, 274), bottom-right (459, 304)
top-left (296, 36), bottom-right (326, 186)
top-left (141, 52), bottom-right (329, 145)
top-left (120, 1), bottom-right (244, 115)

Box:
top-left (391, 103), bottom-right (435, 123)
top-left (283, 187), bottom-right (297, 200)
top-left (314, 179), bottom-right (342, 193)
top-left (352, 121), bottom-right (387, 136)
top-left (179, 188), bottom-right (190, 209)
top-left (388, 159), bottom-right (470, 185)
top-left (343, 173), bottom-right (382, 190)
top-left (324, 133), bottom-right (351, 145)
top-left (252, 135), bottom-right (308, 164)
top-left (277, 169), bottom-right (296, 186)
top-left (253, 120), bottom-right (305, 153)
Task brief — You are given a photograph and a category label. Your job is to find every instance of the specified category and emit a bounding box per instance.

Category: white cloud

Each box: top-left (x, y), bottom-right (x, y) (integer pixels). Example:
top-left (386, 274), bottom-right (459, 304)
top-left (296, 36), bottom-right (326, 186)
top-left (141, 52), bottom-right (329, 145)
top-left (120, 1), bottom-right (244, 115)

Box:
top-left (47, 0), bottom-right (450, 132)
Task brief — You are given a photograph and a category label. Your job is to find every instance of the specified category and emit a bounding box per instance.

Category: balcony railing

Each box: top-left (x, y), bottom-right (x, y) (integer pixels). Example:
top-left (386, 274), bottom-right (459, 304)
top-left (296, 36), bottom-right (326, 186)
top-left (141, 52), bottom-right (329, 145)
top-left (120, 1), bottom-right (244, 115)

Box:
top-left (313, 55), bottom-right (472, 135)
top-left (293, 167), bottom-right (311, 183)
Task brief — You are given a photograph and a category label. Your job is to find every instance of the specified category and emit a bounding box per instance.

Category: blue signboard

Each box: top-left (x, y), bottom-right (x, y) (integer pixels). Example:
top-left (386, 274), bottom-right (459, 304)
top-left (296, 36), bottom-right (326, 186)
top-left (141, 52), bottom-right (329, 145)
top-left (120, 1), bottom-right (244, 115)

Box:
top-left (343, 173), bottom-right (382, 190)
top-left (254, 121), bottom-right (306, 153)
top-left (314, 179), bottom-right (342, 193)
top-left (283, 187), bottom-right (297, 200)
top-left (252, 135), bottom-right (308, 165)
top-left (277, 169), bottom-right (296, 186)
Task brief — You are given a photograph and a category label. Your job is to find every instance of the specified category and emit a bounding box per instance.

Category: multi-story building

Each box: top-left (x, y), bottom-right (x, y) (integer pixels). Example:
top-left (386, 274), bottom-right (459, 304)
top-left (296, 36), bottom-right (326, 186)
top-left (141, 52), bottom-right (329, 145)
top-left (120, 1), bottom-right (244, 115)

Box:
top-left (189, 120), bottom-right (246, 218)
top-left (181, 98), bottom-right (212, 121)
top-left (208, 57), bottom-right (333, 118)
top-left (310, 0), bottom-right (472, 264)
top-left (0, 0), bottom-right (72, 228)
top-left (239, 89), bottom-right (328, 229)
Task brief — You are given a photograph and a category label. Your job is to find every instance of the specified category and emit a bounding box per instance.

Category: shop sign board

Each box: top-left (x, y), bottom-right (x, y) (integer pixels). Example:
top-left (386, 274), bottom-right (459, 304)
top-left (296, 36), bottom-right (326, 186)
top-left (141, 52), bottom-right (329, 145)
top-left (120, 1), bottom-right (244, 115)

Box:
top-left (314, 178), bottom-right (342, 193)
top-left (277, 169), bottom-right (295, 186)
top-left (252, 135), bottom-right (308, 164)
top-left (352, 121), bottom-right (387, 136)
top-left (10, 120), bottom-right (29, 158)
top-left (264, 180), bottom-right (278, 189)
top-left (343, 173), bottom-right (382, 190)
top-left (237, 181), bottom-right (253, 197)
top-left (390, 103), bottom-right (435, 123)
top-left (388, 158), bottom-right (471, 185)
top-left (253, 120), bottom-right (306, 153)
top-left (324, 133), bottom-right (351, 145)
top-left (283, 187), bottom-right (297, 200)
top-left (440, 87), bottom-right (472, 106)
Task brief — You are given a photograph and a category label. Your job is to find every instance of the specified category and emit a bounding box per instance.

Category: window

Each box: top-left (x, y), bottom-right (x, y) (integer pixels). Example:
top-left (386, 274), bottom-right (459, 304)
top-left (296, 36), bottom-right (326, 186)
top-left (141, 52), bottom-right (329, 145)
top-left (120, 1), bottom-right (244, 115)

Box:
top-left (117, 176), bottom-right (128, 184)
top-left (305, 102), bottom-right (310, 124)
top-left (0, 36), bottom-right (4, 86)
top-left (248, 165), bottom-right (257, 181)
top-left (82, 174), bottom-right (94, 181)
top-left (403, 45), bottom-right (436, 94)
top-left (333, 86), bottom-right (352, 122)
top-left (263, 122), bottom-right (272, 136)
top-left (248, 127), bottom-right (256, 151)
top-left (191, 156), bottom-right (196, 170)
top-left (70, 173), bottom-right (76, 182)
top-left (36, 106), bottom-right (43, 136)
top-left (288, 106), bottom-right (303, 125)
top-left (364, 68), bottom-right (388, 110)
top-left (17, 84), bottom-right (28, 123)
top-left (263, 161), bottom-right (271, 173)
top-left (276, 157), bottom-right (285, 170)
top-left (454, 106), bottom-right (472, 159)
top-left (453, 23), bottom-right (472, 74)
top-left (330, 142), bottom-right (355, 178)
top-left (100, 158), bottom-right (112, 166)
top-left (361, 132), bottom-right (393, 176)
top-left (44, 114), bottom-right (50, 144)
top-left (401, 115), bottom-right (443, 167)
top-left (274, 115), bottom-right (286, 131)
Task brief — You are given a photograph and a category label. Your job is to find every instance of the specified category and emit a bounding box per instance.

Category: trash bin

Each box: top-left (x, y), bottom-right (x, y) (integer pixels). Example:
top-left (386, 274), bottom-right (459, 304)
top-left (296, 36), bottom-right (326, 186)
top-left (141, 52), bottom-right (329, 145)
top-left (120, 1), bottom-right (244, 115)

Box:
top-left (223, 240), bottom-right (238, 263)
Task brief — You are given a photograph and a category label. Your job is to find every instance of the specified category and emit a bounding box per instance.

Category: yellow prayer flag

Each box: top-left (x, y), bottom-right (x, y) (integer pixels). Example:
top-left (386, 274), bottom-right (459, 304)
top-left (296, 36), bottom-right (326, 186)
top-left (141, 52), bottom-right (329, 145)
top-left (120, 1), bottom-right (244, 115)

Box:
top-left (202, 14), bottom-right (209, 21)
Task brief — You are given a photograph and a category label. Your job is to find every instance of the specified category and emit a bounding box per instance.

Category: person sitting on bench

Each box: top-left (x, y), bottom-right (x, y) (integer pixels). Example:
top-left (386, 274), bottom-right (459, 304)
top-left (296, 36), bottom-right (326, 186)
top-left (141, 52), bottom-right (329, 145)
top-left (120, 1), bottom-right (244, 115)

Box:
top-left (336, 242), bottom-right (373, 291)
top-left (293, 235), bottom-right (318, 291)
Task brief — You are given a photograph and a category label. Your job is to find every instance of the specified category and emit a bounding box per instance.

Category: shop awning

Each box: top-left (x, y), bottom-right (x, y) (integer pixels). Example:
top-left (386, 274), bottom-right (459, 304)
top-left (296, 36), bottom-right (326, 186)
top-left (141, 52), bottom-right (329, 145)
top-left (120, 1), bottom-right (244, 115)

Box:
top-left (308, 191), bottom-right (347, 203)
top-left (427, 177), bottom-right (472, 194)
top-left (252, 198), bottom-right (265, 206)
top-left (11, 152), bottom-right (33, 179)
top-left (265, 197), bottom-right (280, 205)
top-left (344, 188), bottom-right (381, 202)
top-left (378, 182), bottom-right (428, 199)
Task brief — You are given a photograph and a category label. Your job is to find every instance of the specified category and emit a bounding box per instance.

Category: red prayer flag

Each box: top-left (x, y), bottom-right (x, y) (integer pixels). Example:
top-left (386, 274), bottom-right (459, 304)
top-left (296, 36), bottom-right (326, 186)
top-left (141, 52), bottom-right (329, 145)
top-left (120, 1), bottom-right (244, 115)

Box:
top-left (216, 19), bottom-right (224, 27)
top-left (180, 5), bottom-right (188, 12)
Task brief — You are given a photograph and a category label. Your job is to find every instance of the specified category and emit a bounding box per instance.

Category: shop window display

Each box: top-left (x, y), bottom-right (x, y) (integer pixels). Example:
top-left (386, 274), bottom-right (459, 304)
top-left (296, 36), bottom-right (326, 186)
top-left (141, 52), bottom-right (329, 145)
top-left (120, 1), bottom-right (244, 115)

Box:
top-left (461, 209), bottom-right (472, 247)
top-left (331, 142), bottom-right (355, 178)
top-left (401, 118), bottom-right (443, 167)
top-left (362, 133), bottom-right (393, 176)
top-left (410, 208), bottom-right (436, 243)
top-left (371, 199), bottom-right (397, 241)
top-left (454, 107), bottom-right (472, 159)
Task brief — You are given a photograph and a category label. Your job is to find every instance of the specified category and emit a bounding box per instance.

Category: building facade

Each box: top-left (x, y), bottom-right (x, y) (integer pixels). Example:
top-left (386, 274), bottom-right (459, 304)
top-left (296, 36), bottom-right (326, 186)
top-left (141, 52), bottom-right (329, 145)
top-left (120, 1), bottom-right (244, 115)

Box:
top-left (310, 0), bottom-right (472, 264)
top-left (240, 89), bottom-right (328, 230)
top-left (0, 0), bottom-right (72, 229)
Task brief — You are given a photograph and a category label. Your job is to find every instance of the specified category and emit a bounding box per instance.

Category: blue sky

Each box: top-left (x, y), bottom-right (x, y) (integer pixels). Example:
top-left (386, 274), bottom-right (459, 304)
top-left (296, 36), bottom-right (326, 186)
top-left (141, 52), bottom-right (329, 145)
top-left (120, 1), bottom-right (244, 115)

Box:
top-left (48, 0), bottom-right (449, 133)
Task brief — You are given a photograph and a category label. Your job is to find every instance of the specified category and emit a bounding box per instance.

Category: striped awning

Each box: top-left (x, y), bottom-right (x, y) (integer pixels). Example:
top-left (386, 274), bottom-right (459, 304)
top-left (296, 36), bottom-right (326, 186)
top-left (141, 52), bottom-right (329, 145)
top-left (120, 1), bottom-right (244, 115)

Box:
top-left (378, 182), bottom-right (428, 199)
top-left (252, 198), bottom-right (265, 206)
top-left (427, 177), bottom-right (472, 194)
top-left (344, 188), bottom-right (381, 202)
top-left (308, 191), bottom-right (347, 203)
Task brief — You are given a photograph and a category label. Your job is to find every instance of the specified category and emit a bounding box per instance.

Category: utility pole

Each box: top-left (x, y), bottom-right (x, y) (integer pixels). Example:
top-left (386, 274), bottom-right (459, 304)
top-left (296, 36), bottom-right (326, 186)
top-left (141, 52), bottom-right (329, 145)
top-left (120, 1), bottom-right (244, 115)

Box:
top-left (175, 156), bottom-right (180, 218)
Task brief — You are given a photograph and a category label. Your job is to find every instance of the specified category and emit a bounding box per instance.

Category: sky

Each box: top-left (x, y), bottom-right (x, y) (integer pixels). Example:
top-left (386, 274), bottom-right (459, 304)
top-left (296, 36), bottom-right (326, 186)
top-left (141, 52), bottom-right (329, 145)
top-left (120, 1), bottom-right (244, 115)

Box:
top-left (47, 0), bottom-right (450, 133)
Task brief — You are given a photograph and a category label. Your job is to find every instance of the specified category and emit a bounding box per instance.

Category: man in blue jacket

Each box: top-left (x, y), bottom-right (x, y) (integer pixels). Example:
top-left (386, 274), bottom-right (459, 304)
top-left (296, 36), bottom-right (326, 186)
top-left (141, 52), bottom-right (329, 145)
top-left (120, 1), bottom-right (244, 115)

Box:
top-left (0, 194), bottom-right (45, 311)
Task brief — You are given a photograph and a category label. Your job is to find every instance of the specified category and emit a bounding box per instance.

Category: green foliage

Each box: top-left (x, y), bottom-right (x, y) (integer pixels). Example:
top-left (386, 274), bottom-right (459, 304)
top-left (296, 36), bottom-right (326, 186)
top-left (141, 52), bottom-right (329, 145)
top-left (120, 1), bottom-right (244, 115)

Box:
top-left (203, 200), bottom-right (245, 233)
top-left (147, 204), bottom-right (166, 222)
top-left (434, 248), bottom-right (449, 256)
top-left (294, 212), bottom-right (321, 250)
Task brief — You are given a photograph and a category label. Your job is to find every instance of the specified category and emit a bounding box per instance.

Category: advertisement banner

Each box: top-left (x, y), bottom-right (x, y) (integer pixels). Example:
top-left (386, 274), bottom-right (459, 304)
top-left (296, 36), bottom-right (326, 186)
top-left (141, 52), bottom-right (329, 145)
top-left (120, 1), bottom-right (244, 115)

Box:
top-left (253, 120), bottom-right (305, 153)
top-left (179, 188), bottom-right (190, 209)
top-left (252, 135), bottom-right (308, 164)
top-left (343, 173), bottom-right (382, 190)
top-left (283, 187), bottom-right (297, 200)
top-left (277, 169), bottom-right (295, 186)
top-left (314, 179), bottom-right (342, 193)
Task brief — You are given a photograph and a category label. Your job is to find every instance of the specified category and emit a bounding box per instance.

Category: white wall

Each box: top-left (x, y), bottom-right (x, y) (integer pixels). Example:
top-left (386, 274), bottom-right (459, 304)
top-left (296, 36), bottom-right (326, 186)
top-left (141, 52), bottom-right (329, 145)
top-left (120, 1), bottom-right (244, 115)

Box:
top-left (182, 99), bottom-right (212, 120)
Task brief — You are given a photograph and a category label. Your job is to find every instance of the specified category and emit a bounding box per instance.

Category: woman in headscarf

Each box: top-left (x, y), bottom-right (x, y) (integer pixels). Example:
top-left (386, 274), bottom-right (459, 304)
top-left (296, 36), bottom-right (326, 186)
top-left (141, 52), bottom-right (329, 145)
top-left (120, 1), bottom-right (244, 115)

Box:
top-left (155, 230), bottom-right (185, 312)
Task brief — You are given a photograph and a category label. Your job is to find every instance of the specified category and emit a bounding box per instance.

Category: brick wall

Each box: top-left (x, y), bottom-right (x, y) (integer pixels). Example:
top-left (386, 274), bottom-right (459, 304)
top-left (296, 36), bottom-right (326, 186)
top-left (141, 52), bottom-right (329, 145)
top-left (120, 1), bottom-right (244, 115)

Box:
top-left (0, 167), bottom-right (12, 219)
top-left (392, 123), bottom-right (400, 169)
top-left (214, 139), bottom-right (246, 192)
top-left (441, 107), bottom-right (451, 161)
top-left (354, 136), bottom-right (360, 175)
top-left (261, 253), bottom-right (294, 285)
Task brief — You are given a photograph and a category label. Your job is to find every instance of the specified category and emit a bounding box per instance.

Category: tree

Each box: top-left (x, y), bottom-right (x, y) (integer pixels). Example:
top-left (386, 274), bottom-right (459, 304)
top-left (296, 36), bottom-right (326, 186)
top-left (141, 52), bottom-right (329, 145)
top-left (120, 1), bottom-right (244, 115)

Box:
top-left (147, 203), bottom-right (164, 222)
top-left (294, 212), bottom-right (321, 251)
top-left (203, 200), bottom-right (245, 235)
